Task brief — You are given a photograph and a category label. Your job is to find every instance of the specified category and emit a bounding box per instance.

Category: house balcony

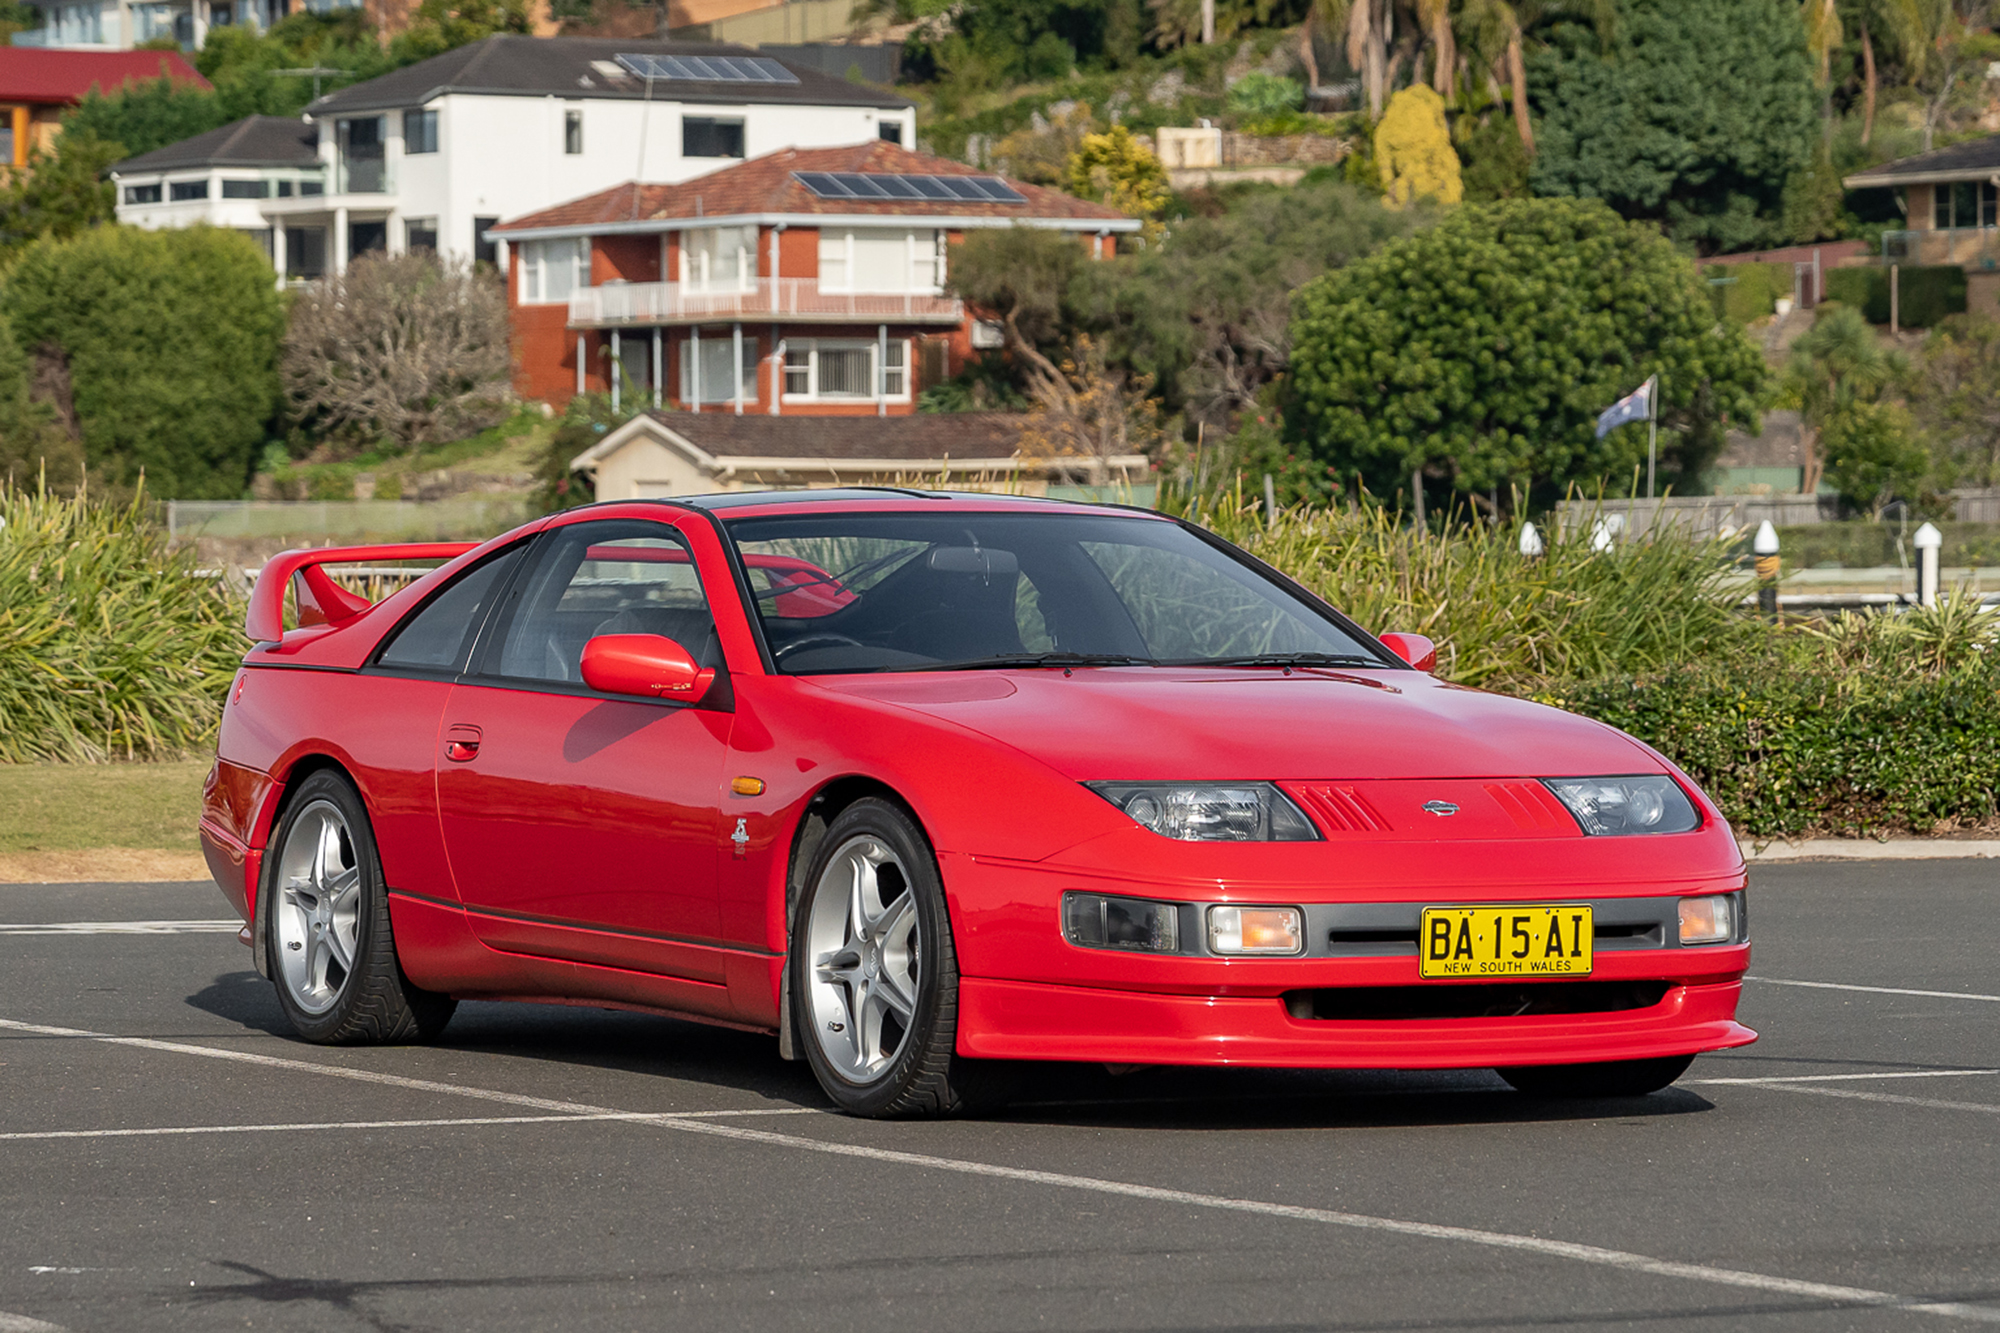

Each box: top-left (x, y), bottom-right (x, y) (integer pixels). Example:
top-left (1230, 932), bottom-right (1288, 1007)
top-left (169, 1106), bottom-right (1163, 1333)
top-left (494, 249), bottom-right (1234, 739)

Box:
top-left (567, 279), bottom-right (966, 329)
top-left (1881, 227), bottom-right (2000, 269)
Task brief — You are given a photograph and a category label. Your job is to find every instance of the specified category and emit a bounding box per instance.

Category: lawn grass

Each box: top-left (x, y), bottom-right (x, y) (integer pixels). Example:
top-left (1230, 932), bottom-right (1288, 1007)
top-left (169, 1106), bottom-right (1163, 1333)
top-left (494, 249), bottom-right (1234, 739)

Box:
top-left (0, 760), bottom-right (208, 853)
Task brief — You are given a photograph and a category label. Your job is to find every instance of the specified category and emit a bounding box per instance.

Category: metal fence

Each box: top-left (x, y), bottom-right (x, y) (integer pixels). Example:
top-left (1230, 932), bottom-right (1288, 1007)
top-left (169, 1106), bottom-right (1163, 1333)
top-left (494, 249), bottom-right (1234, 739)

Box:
top-left (1559, 491), bottom-right (2000, 537)
top-left (164, 498), bottom-right (531, 544)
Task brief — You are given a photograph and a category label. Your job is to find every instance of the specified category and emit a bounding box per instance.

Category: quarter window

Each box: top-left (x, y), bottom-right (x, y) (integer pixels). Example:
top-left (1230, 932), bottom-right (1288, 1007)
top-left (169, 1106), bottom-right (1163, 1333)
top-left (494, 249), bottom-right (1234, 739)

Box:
top-left (376, 545), bottom-right (528, 673)
top-left (483, 523), bottom-right (716, 686)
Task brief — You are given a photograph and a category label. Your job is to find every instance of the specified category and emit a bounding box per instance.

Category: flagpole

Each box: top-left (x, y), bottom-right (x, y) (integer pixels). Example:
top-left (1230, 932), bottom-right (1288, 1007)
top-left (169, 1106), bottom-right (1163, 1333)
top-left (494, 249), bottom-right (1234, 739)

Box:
top-left (1646, 373), bottom-right (1659, 502)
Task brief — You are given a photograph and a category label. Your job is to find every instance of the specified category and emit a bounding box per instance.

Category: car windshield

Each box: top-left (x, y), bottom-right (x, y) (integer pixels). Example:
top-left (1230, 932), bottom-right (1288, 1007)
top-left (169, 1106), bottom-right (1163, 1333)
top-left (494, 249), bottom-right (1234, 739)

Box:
top-left (724, 510), bottom-right (1385, 675)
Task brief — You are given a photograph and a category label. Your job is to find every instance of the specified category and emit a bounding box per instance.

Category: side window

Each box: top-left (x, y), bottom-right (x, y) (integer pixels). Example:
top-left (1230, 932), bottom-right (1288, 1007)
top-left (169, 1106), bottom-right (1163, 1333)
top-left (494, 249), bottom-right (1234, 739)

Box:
top-left (484, 522), bottom-right (716, 686)
top-left (376, 544), bottom-right (526, 673)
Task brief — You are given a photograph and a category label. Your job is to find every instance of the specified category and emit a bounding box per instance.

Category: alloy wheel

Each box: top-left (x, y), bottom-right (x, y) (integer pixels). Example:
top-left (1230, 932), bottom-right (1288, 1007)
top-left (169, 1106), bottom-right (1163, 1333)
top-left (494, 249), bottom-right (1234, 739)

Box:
top-left (804, 836), bottom-right (921, 1084)
top-left (273, 798), bottom-right (363, 1016)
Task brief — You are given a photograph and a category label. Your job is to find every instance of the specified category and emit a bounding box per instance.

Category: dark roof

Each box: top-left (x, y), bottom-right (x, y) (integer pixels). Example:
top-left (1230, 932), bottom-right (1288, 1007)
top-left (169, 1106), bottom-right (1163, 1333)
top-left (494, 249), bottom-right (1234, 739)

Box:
top-left (651, 411), bottom-right (1032, 461)
top-left (0, 48), bottom-right (207, 104)
top-left (113, 116), bottom-right (319, 174)
top-left (496, 142), bottom-right (1128, 233)
top-left (1845, 136), bottom-right (2000, 186)
top-left (308, 35), bottom-right (910, 115)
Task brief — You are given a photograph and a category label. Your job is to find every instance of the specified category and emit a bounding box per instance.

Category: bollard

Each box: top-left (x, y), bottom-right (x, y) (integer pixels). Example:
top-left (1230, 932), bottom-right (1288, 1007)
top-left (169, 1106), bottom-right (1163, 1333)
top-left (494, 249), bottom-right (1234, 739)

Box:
top-left (1914, 521), bottom-right (1942, 607)
top-left (1753, 520), bottom-right (1780, 618)
top-left (1519, 521), bottom-right (1544, 557)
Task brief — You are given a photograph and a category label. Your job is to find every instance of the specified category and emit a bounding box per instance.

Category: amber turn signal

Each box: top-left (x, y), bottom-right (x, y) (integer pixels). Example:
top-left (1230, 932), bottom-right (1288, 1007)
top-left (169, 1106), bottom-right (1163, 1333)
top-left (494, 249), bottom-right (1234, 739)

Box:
top-left (731, 776), bottom-right (766, 796)
top-left (1677, 894), bottom-right (1736, 945)
top-left (1208, 905), bottom-right (1304, 956)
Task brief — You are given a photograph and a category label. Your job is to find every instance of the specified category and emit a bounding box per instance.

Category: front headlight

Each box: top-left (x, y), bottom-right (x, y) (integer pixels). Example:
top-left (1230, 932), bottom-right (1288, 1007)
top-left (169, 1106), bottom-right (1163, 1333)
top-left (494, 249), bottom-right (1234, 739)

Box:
top-left (1543, 776), bottom-right (1700, 836)
top-left (1086, 782), bottom-right (1319, 842)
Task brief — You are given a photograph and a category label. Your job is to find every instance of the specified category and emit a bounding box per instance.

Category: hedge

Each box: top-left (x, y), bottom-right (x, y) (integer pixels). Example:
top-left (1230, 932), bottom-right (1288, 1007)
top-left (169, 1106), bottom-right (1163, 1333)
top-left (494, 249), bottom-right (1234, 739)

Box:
top-left (1776, 521), bottom-right (2000, 570)
top-left (1822, 264), bottom-right (1966, 328)
top-left (1553, 657), bottom-right (2000, 838)
top-left (1704, 262), bottom-right (1795, 326)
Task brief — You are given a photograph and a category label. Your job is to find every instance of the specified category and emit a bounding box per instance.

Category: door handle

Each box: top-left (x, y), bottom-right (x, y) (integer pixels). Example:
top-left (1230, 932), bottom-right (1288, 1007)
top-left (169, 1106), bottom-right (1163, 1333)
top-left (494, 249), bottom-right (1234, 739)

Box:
top-left (444, 724), bottom-right (482, 763)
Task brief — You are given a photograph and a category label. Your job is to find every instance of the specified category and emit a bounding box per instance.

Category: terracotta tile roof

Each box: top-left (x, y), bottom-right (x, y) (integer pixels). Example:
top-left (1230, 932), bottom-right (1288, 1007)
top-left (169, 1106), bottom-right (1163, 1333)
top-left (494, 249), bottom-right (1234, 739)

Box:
top-left (0, 49), bottom-right (208, 105)
top-left (647, 410), bottom-right (1034, 461)
top-left (495, 142), bottom-right (1129, 233)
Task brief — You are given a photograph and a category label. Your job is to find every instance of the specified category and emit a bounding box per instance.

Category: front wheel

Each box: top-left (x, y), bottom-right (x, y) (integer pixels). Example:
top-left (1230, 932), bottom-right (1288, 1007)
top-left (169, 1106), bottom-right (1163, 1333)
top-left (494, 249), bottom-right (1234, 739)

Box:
top-left (1496, 1054), bottom-right (1695, 1098)
top-left (264, 770), bottom-right (456, 1045)
top-left (790, 798), bottom-right (1002, 1117)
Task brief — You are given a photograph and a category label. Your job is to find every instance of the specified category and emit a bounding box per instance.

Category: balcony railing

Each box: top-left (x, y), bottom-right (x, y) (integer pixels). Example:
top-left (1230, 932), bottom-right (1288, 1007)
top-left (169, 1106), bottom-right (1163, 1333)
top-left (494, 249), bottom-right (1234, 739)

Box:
top-left (1881, 228), bottom-right (2000, 268)
top-left (568, 279), bottom-right (965, 327)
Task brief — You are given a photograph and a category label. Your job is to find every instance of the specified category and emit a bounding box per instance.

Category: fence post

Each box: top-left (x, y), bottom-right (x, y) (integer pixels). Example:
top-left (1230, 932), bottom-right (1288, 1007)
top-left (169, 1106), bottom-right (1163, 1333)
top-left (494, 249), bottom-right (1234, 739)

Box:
top-left (1890, 263), bottom-right (1900, 335)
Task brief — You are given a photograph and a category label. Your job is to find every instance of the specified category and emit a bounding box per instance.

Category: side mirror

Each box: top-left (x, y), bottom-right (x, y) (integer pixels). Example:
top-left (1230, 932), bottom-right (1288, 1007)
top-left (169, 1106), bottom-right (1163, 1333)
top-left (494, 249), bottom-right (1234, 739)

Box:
top-left (580, 634), bottom-right (715, 701)
top-left (1378, 632), bottom-right (1437, 673)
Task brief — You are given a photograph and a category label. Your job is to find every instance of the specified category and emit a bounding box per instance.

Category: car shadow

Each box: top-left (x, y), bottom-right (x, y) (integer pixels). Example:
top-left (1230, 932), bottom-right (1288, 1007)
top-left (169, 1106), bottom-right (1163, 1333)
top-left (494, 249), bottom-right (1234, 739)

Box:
top-left (185, 973), bottom-right (1714, 1129)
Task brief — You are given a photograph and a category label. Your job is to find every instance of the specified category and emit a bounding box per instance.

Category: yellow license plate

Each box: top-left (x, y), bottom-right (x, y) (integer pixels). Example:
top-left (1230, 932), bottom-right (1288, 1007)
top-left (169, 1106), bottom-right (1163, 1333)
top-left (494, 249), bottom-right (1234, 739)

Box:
top-left (1419, 905), bottom-right (1593, 979)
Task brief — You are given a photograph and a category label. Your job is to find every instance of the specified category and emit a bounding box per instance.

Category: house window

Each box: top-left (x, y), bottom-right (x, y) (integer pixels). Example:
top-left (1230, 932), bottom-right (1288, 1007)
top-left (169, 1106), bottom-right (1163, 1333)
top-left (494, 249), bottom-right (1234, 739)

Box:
top-left (275, 180), bottom-right (294, 197)
top-left (300, 179), bottom-right (324, 196)
top-left (38, 2), bottom-right (103, 42)
top-left (680, 225), bottom-right (756, 291)
top-left (878, 120), bottom-right (902, 145)
top-left (240, 227), bottom-right (274, 260)
top-left (474, 216), bottom-right (500, 266)
top-left (338, 116), bottom-right (386, 193)
top-left (405, 217), bottom-right (438, 252)
top-left (0, 117), bottom-right (12, 167)
top-left (782, 338), bottom-right (909, 401)
top-left (124, 183), bottom-right (163, 205)
top-left (682, 116), bottom-right (744, 159)
top-left (564, 108), bottom-right (583, 155)
top-left (403, 108), bottom-right (438, 154)
top-left (519, 238), bottom-right (590, 303)
top-left (286, 226), bottom-right (327, 280)
top-left (679, 333), bottom-right (757, 404)
top-left (221, 179), bottom-right (269, 199)
top-left (169, 179), bottom-right (209, 201)
top-left (817, 228), bottom-right (943, 293)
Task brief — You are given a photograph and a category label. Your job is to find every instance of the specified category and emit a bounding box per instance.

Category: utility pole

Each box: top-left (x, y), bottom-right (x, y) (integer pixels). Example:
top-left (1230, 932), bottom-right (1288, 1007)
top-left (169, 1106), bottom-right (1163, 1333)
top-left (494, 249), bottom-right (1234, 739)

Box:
top-left (1201, 0), bottom-right (1214, 43)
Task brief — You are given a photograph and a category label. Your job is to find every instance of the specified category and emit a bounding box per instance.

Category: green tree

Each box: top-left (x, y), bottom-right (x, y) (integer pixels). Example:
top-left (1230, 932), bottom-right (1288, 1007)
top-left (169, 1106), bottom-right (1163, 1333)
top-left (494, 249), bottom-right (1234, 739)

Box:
top-left (1284, 198), bottom-right (1768, 510)
top-left (1821, 400), bottom-right (1928, 516)
top-left (1071, 177), bottom-right (1415, 427)
top-left (0, 312), bottom-right (82, 491)
top-left (1784, 302), bottom-right (1907, 494)
top-left (1, 226), bottom-right (285, 498)
top-left (0, 133), bottom-right (121, 262)
top-left (947, 224), bottom-right (1085, 409)
top-left (388, 0), bottom-right (535, 65)
top-left (1373, 84), bottom-right (1462, 208)
top-left (1913, 314), bottom-right (2000, 488)
top-left (1527, 0), bottom-right (1819, 253)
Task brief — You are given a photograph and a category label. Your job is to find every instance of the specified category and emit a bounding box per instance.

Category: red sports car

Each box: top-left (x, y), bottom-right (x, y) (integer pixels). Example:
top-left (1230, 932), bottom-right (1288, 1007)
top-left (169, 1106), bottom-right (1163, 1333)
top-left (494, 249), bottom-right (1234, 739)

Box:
top-left (200, 491), bottom-right (1754, 1116)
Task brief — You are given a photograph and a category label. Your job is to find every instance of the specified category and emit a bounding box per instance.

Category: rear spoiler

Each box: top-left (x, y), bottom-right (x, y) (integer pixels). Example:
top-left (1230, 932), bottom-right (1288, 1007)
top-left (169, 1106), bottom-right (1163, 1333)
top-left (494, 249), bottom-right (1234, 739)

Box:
top-left (244, 543), bottom-right (479, 643)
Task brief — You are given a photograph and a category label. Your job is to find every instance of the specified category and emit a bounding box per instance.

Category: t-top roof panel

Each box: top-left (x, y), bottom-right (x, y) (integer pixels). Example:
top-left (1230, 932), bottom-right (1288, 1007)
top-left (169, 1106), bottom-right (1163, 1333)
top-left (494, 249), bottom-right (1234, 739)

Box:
top-left (615, 52), bottom-right (800, 84)
top-left (793, 170), bottom-right (1027, 205)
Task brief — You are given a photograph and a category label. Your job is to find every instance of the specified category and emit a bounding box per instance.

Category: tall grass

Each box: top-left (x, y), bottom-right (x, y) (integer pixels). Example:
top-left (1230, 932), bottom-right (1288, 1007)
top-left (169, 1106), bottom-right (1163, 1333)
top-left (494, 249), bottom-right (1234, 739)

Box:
top-left (1187, 492), bottom-right (1752, 690)
top-left (0, 482), bottom-right (243, 762)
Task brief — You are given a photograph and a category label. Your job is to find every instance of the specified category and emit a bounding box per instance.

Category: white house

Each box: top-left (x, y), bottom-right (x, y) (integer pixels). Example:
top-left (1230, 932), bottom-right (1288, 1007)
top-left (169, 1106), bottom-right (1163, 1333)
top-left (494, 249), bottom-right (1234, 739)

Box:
top-left (110, 34), bottom-right (916, 278)
top-left (15, 0), bottom-right (291, 50)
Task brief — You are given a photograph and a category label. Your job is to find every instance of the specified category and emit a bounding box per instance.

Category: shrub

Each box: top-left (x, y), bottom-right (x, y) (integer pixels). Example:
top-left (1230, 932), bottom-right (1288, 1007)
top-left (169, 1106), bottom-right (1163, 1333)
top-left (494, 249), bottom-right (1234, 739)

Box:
top-left (1822, 265), bottom-right (1966, 328)
top-left (1226, 73), bottom-right (1304, 120)
top-left (0, 311), bottom-right (82, 492)
top-left (282, 252), bottom-right (511, 451)
top-left (1372, 85), bottom-right (1460, 208)
top-left (0, 482), bottom-right (242, 762)
top-left (1705, 262), bottom-right (1795, 326)
top-left (1, 225), bottom-right (283, 499)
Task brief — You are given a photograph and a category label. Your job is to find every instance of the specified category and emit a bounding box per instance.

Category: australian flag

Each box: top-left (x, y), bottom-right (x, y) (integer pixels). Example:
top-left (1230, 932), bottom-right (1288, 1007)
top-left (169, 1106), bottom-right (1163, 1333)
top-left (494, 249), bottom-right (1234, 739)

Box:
top-left (1595, 377), bottom-right (1654, 439)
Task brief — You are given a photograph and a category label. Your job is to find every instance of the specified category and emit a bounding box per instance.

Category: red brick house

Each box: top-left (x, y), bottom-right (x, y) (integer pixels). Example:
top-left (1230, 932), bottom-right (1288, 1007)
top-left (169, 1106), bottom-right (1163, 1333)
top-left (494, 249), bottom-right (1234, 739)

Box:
top-left (491, 140), bottom-right (1137, 415)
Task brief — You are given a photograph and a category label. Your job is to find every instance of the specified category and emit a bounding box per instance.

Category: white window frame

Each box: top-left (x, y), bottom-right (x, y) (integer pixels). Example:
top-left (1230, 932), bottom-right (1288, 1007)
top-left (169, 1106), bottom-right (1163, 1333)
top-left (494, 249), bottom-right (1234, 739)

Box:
top-left (518, 238), bottom-right (590, 304)
top-left (679, 333), bottom-right (758, 405)
top-left (816, 228), bottom-right (944, 295)
top-left (782, 338), bottom-right (909, 402)
top-left (678, 225), bottom-right (756, 293)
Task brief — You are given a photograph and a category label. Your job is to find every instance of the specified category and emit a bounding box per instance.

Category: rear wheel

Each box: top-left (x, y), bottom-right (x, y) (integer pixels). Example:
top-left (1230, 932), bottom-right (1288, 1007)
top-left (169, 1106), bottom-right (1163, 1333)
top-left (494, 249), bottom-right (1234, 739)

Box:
top-left (1497, 1054), bottom-right (1695, 1098)
top-left (265, 771), bottom-right (455, 1045)
top-left (790, 798), bottom-right (1006, 1117)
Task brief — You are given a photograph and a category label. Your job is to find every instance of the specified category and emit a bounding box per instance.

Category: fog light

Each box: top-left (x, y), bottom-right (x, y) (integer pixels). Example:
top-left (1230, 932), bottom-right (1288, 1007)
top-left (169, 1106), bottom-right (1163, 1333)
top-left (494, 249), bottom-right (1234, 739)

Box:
top-left (1208, 905), bottom-right (1303, 955)
top-left (1063, 893), bottom-right (1181, 953)
top-left (1678, 894), bottom-right (1735, 945)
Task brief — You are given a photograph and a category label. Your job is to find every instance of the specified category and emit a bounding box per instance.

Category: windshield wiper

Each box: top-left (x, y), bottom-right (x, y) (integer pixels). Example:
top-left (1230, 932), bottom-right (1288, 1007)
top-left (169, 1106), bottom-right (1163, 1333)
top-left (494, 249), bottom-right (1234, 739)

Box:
top-left (889, 652), bottom-right (1156, 672)
top-left (1167, 652), bottom-right (1382, 668)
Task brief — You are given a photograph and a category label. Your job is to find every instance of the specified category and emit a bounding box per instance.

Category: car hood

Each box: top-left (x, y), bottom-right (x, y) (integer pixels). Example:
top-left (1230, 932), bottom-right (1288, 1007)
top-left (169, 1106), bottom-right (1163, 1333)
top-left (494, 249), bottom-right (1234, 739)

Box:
top-left (809, 667), bottom-right (1652, 781)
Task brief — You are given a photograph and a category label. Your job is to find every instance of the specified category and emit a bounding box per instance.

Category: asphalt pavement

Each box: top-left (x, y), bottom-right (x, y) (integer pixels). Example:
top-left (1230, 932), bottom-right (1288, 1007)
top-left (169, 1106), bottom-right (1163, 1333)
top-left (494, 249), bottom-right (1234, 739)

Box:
top-left (1, 860), bottom-right (1996, 1332)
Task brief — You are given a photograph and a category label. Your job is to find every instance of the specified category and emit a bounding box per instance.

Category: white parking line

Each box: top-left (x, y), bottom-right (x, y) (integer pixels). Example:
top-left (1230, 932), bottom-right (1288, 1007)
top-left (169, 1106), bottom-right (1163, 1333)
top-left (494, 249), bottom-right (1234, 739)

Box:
top-left (1692, 1069), bottom-right (2000, 1086)
top-left (0, 921), bottom-right (242, 936)
top-left (4, 1018), bottom-right (1996, 1323)
top-left (1715, 1083), bottom-right (2000, 1116)
top-left (0, 1311), bottom-right (69, 1332)
top-left (1748, 977), bottom-right (2000, 1003)
top-left (0, 1108), bottom-right (821, 1142)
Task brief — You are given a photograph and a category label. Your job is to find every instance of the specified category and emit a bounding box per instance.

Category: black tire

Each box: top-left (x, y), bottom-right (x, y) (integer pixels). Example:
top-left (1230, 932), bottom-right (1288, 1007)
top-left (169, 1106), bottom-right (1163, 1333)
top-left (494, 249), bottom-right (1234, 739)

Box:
top-left (262, 770), bottom-right (456, 1045)
top-left (788, 797), bottom-right (1009, 1117)
top-left (1497, 1054), bottom-right (1695, 1098)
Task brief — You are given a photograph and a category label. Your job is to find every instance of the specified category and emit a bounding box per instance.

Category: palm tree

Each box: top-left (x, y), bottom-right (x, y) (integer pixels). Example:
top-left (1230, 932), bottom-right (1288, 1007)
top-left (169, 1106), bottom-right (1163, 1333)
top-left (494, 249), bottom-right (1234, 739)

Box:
top-left (1296, 0), bottom-right (1393, 117)
top-left (1787, 304), bottom-right (1909, 494)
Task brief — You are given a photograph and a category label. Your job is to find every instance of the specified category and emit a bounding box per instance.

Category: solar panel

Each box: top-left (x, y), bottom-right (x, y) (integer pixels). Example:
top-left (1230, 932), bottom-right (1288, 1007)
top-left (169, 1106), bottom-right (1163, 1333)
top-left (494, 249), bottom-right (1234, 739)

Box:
top-left (614, 52), bottom-right (800, 84)
top-left (792, 171), bottom-right (1027, 206)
